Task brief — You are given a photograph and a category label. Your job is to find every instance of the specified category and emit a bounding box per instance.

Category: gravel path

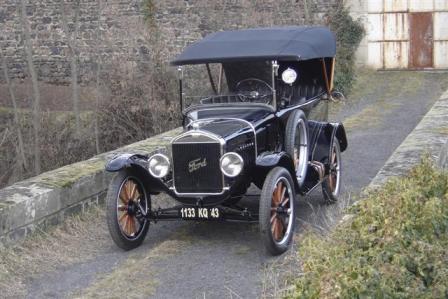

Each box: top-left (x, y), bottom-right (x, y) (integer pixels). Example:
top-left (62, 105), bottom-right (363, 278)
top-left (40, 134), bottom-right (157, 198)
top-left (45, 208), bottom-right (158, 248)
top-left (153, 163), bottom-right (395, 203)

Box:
top-left (25, 71), bottom-right (448, 299)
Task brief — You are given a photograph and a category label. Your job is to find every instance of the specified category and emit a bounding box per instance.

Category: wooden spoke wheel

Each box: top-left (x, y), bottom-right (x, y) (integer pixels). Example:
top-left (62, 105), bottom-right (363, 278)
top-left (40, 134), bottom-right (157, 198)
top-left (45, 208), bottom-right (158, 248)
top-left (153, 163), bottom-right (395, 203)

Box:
top-left (259, 167), bottom-right (296, 255)
top-left (322, 137), bottom-right (342, 204)
top-left (106, 169), bottom-right (150, 250)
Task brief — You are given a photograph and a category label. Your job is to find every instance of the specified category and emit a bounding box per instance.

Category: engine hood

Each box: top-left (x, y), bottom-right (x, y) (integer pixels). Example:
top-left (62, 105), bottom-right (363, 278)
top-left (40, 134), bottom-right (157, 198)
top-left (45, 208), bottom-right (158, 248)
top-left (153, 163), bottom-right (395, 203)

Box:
top-left (185, 118), bottom-right (252, 140)
top-left (184, 105), bottom-right (273, 140)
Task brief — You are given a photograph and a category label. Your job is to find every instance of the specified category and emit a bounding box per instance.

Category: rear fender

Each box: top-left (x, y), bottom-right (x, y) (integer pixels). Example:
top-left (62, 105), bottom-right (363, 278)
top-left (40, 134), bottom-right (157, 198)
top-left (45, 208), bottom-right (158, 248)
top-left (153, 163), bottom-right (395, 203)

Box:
top-left (105, 153), bottom-right (169, 194)
top-left (253, 152), bottom-right (298, 191)
top-left (333, 123), bottom-right (348, 152)
top-left (308, 121), bottom-right (348, 164)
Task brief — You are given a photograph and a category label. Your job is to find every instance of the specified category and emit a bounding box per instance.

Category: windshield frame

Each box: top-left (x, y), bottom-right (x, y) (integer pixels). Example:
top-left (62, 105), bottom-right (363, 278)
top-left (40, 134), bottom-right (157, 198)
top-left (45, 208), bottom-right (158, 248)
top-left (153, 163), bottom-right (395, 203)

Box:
top-left (177, 61), bottom-right (278, 115)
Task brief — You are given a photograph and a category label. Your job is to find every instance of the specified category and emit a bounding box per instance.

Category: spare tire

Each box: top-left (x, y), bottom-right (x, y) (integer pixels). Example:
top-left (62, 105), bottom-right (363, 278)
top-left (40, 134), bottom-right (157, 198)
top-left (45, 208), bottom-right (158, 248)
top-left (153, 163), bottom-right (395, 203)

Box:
top-left (284, 110), bottom-right (309, 188)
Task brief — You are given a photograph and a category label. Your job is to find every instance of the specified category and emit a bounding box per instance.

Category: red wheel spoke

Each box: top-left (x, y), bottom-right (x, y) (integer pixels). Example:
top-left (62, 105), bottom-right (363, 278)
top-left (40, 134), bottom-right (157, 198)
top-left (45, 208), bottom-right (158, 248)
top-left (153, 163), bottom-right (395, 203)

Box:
top-left (123, 181), bottom-right (130, 200)
top-left (274, 217), bottom-right (283, 240)
top-left (271, 218), bottom-right (279, 240)
top-left (270, 213), bottom-right (277, 223)
top-left (118, 205), bottom-right (127, 211)
top-left (273, 182), bottom-right (283, 206)
top-left (126, 181), bottom-right (134, 200)
top-left (122, 215), bottom-right (129, 235)
top-left (281, 197), bottom-right (289, 207)
top-left (118, 213), bottom-right (127, 224)
top-left (129, 182), bottom-right (137, 201)
top-left (133, 189), bottom-right (140, 202)
top-left (272, 187), bottom-right (278, 206)
top-left (133, 217), bottom-right (141, 233)
top-left (280, 187), bottom-right (286, 203)
top-left (277, 215), bottom-right (287, 232)
top-left (129, 216), bottom-right (136, 236)
top-left (119, 190), bottom-right (128, 204)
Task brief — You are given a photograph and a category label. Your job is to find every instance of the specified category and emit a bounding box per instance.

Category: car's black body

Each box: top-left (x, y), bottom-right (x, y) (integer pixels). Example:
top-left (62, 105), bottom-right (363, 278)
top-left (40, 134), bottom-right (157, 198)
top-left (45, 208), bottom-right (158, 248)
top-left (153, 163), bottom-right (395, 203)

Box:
top-left (105, 26), bottom-right (347, 255)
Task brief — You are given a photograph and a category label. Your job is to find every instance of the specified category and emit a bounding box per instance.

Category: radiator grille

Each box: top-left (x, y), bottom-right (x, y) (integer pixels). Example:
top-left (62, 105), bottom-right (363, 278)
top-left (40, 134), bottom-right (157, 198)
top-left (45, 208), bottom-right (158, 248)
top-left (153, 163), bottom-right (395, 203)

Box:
top-left (172, 142), bottom-right (223, 193)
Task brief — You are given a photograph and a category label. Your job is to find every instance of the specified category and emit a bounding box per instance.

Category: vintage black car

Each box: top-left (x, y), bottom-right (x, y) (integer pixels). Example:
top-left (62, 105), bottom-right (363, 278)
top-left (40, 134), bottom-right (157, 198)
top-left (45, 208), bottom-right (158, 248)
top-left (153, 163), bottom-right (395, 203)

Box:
top-left (105, 26), bottom-right (347, 255)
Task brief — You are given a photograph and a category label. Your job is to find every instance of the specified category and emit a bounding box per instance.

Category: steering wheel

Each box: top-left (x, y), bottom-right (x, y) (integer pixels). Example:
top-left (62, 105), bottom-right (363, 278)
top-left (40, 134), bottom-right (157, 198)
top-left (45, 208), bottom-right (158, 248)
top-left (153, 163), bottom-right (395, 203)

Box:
top-left (235, 78), bottom-right (273, 104)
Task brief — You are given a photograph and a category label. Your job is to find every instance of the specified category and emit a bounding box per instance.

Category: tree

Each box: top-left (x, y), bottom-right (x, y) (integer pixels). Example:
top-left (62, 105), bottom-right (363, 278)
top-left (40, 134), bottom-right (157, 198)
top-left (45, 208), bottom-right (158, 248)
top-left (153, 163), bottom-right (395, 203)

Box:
top-left (0, 49), bottom-right (27, 173)
top-left (94, 0), bottom-right (103, 154)
top-left (20, 0), bottom-right (41, 174)
top-left (60, 0), bottom-right (81, 136)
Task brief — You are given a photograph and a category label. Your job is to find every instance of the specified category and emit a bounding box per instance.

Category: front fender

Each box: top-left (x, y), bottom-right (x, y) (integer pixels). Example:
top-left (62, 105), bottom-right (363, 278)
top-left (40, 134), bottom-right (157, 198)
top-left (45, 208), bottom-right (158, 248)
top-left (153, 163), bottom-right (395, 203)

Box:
top-left (105, 153), bottom-right (149, 172)
top-left (105, 153), bottom-right (169, 194)
top-left (253, 152), bottom-right (298, 191)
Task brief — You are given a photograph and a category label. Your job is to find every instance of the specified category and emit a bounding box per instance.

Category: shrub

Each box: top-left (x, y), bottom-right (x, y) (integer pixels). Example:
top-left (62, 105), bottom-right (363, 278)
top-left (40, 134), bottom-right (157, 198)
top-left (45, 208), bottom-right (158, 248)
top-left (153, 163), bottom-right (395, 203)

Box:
top-left (97, 67), bottom-right (180, 153)
top-left (290, 158), bottom-right (448, 298)
top-left (327, 2), bottom-right (365, 95)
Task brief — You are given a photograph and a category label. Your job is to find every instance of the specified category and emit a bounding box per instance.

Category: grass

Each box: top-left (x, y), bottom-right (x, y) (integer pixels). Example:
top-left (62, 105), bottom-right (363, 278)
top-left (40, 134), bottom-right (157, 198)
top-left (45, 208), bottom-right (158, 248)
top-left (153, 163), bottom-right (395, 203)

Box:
top-left (0, 207), bottom-right (109, 298)
top-left (72, 226), bottom-right (194, 298)
top-left (342, 99), bottom-right (397, 131)
top-left (287, 157), bottom-right (448, 298)
top-left (0, 192), bottom-right (185, 298)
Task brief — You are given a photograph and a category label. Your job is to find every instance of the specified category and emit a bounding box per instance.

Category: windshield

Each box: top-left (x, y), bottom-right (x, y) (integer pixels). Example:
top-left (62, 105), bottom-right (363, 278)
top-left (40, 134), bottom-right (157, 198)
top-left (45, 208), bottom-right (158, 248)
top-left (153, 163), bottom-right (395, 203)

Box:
top-left (181, 61), bottom-right (274, 111)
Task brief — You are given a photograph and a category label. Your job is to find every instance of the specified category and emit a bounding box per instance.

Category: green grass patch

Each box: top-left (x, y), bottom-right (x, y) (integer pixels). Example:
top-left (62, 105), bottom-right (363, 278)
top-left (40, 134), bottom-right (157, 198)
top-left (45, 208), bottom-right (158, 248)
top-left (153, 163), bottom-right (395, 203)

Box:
top-left (289, 158), bottom-right (448, 298)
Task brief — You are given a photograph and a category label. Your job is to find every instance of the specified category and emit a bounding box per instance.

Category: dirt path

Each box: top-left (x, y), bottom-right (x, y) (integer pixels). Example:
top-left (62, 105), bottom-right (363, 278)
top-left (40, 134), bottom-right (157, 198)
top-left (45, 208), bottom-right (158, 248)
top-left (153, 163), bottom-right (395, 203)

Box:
top-left (15, 71), bottom-right (448, 298)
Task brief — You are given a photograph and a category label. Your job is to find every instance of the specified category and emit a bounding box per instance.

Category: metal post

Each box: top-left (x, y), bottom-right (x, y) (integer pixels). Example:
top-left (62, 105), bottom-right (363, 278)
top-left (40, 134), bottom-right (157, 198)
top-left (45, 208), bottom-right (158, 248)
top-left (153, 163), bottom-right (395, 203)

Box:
top-left (178, 66), bottom-right (183, 113)
top-left (272, 60), bottom-right (279, 111)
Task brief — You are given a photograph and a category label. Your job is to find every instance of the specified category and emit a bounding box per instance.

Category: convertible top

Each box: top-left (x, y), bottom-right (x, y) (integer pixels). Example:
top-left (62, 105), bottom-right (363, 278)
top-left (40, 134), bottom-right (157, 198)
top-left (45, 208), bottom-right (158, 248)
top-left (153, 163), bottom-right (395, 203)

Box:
top-left (171, 26), bottom-right (336, 66)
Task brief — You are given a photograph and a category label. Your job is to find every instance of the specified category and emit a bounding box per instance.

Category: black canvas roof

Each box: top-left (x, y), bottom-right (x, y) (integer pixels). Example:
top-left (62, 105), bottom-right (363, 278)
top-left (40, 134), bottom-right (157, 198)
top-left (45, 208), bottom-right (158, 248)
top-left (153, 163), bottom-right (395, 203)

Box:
top-left (171, 26), bottom-right (336, 66)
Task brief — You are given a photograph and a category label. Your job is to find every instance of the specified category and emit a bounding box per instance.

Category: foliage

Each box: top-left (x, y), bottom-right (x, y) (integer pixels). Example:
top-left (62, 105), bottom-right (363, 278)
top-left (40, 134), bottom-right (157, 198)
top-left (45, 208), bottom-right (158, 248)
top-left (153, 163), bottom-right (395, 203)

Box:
top-left (142, 0), bottom-right (157, 29)
top-left (290, 158), bottom-right (448, 298)
top-left (327, 2), bottom-right (365, 95)
top-left (0, 64), bottom-right (180, 188)
top-left (97, 66), bottom-right (180, 153)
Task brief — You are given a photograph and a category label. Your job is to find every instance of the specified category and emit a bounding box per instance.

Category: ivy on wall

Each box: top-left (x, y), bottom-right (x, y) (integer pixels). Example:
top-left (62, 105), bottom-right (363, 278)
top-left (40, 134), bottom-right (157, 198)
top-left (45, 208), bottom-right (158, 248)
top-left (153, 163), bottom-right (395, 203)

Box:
top-left (142, 0), bottom-right (157, 29)
top-left (327, 2), bottom-right (365, 94)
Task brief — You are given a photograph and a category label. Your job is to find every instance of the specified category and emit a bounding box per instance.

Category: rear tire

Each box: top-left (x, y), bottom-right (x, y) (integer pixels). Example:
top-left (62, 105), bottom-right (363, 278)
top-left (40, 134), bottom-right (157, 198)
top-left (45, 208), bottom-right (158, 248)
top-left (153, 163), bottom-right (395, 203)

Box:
top-left (106, 169), bottom-right (150, 250)
top-left (322, 138), bottom-right (342, 204)
top-left (285, 110), bottom-right (309, 188)
top-left (259, 167), bottom-right (296, 255)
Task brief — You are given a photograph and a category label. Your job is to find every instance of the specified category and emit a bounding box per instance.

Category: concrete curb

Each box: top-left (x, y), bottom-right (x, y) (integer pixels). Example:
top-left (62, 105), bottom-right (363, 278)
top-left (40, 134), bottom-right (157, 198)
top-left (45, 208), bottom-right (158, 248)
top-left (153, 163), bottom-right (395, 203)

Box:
top-left (0, 128), bottom-right (182, 246)
top-left (368, 88), bottom-right (448, 189)
top-left (339, 88), bottom-right (448, 225)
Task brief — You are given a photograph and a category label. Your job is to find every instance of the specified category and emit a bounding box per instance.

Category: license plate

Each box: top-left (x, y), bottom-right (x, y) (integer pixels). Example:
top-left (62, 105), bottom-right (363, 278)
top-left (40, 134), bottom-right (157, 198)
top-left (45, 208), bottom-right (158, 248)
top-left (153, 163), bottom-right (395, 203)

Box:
top-left (179, 207), bottom-right (220, 220)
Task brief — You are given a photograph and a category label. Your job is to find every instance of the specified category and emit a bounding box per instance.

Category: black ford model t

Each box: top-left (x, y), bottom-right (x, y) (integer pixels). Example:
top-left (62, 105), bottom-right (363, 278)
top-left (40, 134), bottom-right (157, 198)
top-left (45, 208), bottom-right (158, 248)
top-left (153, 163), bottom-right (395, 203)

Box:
top-left (105, 26), bottom-right (347, 255)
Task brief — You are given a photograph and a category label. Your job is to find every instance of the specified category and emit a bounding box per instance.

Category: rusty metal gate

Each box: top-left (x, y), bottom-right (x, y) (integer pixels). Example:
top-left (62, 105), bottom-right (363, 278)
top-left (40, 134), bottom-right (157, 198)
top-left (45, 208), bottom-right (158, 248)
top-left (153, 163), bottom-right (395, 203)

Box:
top-left (367, 0), bottom-right (448, 69)
top-left (409, 12), bottom-right (433, 68)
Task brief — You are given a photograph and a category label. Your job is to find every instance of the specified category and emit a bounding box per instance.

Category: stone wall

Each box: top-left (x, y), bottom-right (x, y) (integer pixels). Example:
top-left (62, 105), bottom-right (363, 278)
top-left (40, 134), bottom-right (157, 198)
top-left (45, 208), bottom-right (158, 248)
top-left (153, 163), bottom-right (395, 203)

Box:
top-left (0, 0), bottom-right (338, 84)
top-left (0, 127), bottom-right (181, 246)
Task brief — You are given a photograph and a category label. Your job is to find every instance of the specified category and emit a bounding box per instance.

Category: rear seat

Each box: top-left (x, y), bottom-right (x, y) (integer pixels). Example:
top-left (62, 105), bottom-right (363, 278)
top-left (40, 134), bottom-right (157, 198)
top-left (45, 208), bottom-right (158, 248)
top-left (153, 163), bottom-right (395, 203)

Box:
top-left (286, 84), bottom-right (324, 106)
top-left (295, 84), bottom-right (324, 99)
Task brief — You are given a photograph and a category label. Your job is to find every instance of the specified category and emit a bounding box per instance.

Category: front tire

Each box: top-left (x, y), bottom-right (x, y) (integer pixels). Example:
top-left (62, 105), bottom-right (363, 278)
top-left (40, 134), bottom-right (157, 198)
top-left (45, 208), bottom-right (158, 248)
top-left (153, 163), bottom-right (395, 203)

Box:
top-left (106, 169), bottom-right (150, 250)
top-left (259, 167), bottom-right (296, 255)
top-left (322, 137), bottom-right (342, 204)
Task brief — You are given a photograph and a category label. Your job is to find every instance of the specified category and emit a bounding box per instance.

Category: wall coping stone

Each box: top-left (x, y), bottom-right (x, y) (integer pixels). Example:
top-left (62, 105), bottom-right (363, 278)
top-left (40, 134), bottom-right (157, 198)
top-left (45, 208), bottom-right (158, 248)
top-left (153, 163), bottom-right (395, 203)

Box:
top-left (0, 127), bottom-right (182, 246)
top-left (368, 89), bottom-right (448, 188)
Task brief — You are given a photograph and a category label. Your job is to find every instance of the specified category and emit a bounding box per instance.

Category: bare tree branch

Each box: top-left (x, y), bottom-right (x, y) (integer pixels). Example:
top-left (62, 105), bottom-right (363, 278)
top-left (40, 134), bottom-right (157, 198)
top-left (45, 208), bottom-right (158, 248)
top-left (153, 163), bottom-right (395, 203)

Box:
top-left (94, 0), bottom-right (103, 154)
top-left (20, 0), bottom-right (41, 174)
top-left (60, 0), bottom-right (81, 136)
top-left (0, 48), bottom-right (28, 171)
